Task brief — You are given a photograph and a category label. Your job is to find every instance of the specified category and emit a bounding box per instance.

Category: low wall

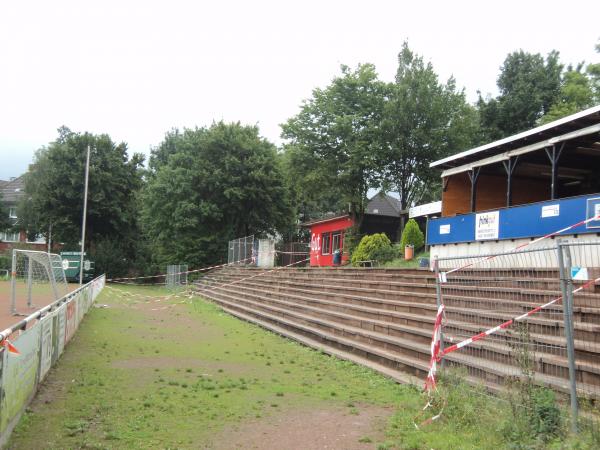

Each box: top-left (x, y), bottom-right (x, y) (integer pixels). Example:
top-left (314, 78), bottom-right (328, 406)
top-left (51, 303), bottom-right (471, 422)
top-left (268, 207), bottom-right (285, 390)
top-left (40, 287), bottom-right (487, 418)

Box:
top-left (0, 275), bottom-right (105, 446)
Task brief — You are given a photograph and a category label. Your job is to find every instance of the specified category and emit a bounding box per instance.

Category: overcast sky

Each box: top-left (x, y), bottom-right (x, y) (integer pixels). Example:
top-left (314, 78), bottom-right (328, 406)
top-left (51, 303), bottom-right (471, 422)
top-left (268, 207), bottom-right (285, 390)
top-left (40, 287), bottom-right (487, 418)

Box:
top-left (1, 0), bottom-right (598, 180)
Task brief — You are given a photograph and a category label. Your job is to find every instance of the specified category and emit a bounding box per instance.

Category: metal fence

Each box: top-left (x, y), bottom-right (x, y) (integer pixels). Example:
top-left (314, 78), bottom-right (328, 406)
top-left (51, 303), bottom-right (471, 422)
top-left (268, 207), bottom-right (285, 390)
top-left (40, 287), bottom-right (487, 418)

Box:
top-left (227, 235), bottom-right (255, 265)
top-left (434, 239), bottom-right (600, 435)
top-left (166, 264), bottom-right (188, 289)
top-left (276, 241), bottom-right (310, 267)
top-left (0, 275), bottom-right (105, 447)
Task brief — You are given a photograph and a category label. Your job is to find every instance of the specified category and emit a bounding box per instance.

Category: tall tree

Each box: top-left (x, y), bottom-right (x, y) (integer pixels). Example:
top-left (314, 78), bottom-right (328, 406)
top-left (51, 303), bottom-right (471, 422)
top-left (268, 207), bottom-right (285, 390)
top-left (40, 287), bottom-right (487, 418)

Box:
top-left (281, 64), bottom-right (386, 224)
top-left (142, 122), bottom-right (292, 267)
top-left (19, 127), bottom-right (144, 267)
top-left (478, 50), bottom-right (562, 139)
top-left (379, 43), bottom-right (480, 222)
top-left (540, 63), bottom-right (595, 124)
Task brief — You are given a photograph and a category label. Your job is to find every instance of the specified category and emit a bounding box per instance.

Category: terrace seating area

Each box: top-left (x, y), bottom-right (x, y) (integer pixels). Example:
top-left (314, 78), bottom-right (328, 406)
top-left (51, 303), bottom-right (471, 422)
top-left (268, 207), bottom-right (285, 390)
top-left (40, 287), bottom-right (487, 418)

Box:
top-left (194, 266), bottom-right (600, 399)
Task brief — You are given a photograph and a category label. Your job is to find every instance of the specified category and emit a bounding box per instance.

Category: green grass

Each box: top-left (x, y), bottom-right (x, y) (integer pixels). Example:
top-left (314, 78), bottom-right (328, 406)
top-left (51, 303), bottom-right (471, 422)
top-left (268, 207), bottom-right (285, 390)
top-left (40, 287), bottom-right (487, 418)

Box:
top-left (383, 251), bottom-right (429, 268)
top-left (8, 285), bottom-right (599, 449)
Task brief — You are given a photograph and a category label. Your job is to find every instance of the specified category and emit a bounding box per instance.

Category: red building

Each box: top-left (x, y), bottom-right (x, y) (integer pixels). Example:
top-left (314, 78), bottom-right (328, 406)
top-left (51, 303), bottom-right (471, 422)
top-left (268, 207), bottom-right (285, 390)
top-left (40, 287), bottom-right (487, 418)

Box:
top-left (302, 193), bottom-right (403, 267)
top-left (305, 215), bottom-right (353, 266)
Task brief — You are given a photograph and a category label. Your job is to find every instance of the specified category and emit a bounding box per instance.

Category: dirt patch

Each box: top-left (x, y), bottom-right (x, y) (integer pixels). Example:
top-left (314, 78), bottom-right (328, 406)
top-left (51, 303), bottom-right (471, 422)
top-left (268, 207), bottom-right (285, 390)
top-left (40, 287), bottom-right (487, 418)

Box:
top-left (211, 404), bottom-right (392, 450)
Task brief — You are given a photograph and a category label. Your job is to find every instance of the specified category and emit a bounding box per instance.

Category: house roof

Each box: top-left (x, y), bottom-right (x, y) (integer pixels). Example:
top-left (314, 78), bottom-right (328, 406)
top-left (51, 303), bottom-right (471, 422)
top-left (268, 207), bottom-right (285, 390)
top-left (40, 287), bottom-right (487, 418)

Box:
top-left (0, 176), bottom-right (25, 203)
top-left (300, 214), bottom-right (350, 227)
top-left (430, 104), bottom-right (600, 173)
top-left (365, 192), bottom-right (402, 217)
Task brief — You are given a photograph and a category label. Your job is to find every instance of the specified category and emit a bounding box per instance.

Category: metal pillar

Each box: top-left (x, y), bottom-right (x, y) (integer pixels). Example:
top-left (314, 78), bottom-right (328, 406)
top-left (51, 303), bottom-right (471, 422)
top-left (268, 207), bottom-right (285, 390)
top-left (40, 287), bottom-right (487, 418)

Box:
top-left (545, 143), bottom-right (564, 200)
top-left (10, 250), bottom-right (17, 315)
top-left (557, 240), bottom-right (578, 433)
top-left (27, 260), bottom-right (33, 308)
top-left (79, 144), bottom-right (91, 286)
top-left (502, 156), bottom-right (519, 207)
top-left (433, 257), bottom-right (445, 368)
top-left (468, 167), bottom-right (481, 212)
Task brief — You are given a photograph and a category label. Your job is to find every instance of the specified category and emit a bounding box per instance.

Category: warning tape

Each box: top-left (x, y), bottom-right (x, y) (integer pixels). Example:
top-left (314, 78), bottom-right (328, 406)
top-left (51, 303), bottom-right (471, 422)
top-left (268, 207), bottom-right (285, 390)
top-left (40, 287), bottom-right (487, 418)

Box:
top-left (438, 275), bottom-right (599, 359)
top-left (445, 214), bottom-right (600, 275)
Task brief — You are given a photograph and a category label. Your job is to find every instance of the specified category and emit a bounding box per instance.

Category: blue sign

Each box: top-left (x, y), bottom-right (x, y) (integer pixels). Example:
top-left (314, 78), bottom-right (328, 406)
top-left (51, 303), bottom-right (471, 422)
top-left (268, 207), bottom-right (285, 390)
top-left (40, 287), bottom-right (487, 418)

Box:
top-left (427, 193), bottom-right (600, 245)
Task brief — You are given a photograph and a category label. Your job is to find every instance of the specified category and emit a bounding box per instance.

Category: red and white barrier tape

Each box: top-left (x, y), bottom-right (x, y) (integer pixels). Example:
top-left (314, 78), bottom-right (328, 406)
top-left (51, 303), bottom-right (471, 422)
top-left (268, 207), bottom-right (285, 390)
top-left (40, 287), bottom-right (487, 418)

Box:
top-left (445, 214), bottom-right (600, 275)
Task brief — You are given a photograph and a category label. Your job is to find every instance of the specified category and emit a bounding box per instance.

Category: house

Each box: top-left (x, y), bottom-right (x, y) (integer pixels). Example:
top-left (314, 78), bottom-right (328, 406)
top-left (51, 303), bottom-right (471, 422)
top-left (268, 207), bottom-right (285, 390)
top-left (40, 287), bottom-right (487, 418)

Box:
top-left (0, 175), bottom-right (47, 252)
top-left (426, 104), bottom-right (600, 260)
top-left (302, 192), bottom-right (403, 267)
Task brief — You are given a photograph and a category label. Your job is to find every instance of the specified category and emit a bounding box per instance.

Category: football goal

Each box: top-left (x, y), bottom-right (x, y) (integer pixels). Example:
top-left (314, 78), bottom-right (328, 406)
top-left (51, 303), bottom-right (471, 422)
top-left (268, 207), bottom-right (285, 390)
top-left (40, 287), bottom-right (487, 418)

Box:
top-left (9, 249), bottom-right (69, 315)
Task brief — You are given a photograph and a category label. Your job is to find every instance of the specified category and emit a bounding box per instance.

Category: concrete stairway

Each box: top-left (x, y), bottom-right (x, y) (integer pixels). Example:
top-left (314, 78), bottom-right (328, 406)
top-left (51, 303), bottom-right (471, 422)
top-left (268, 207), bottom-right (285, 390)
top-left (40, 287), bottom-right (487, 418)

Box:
top-left (194, 266), bottom-right (600, 398)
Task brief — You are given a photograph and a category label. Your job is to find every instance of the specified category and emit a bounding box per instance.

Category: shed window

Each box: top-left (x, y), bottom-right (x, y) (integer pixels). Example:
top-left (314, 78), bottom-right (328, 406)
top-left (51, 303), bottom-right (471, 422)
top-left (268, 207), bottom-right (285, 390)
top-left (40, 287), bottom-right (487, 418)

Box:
top-left (332, 232), bottom-right (342, 253)
top-left (321, 233), bottom-right (331, 255)
top-left (8, 207), bottom-right (17, 219)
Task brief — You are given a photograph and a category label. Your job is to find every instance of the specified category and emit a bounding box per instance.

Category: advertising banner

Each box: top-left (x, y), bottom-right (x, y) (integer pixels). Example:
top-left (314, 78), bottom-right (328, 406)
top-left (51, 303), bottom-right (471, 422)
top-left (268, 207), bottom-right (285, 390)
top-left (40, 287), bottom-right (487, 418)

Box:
top-left (475, 210), bottom-right (500, 241)
top-left (64, 298), bottom-right (78, 344)
top-left (55, 303), bottom-right (66, 360)
top-left (39, 311), bottom-right (57, 381)
top-left (0, 324), bottom-right (42, 434)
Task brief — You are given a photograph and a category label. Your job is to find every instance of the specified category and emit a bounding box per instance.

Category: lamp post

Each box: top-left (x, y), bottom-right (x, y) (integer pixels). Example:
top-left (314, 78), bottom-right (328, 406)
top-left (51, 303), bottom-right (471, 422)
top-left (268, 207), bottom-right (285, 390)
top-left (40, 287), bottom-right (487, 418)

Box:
top-left (79, 145), bottom-right (90, 286)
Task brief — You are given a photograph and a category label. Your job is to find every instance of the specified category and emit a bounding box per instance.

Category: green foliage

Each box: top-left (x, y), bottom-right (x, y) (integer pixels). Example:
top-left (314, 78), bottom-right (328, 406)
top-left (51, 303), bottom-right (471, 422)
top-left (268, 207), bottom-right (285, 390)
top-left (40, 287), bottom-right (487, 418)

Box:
top-left (142, 122), bottom-right (293, 268)
top-left (478, 50), bottom-right (562, 140)
top-left (399, 218), bottom-right (424, 253)
top-left (0, 252), bottom-right (10, 271)
top-left (19, 127), bottom-right (144, 259)
top-left (282, 63), bottom-right (386, 223)
top-left (380, 43), bottom-right (481, 211)
top-left (351, 233), bottom-right (395, 266)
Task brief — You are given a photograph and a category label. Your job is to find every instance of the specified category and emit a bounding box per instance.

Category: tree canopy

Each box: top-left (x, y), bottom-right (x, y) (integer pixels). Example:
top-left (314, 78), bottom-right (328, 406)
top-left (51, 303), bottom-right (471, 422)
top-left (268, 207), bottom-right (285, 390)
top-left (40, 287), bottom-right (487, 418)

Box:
top-left (19, 127), bottom-right (145, 262)
top-left (0, 193), bottom-right (11, 231)
top-left (478, 50), bottom-right (563, 140)
top-left (281, 64), bottom-right (386, 223)
top-left (142, 122), bottom-right (292, 268)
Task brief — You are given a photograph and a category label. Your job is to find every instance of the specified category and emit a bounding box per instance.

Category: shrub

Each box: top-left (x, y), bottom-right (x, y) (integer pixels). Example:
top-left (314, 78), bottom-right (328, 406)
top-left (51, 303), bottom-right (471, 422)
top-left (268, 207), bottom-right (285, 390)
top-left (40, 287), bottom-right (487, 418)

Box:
top-left (399, 219), bottom-right (424, 253)
top-left (351, 233), bottom-right (395, 266)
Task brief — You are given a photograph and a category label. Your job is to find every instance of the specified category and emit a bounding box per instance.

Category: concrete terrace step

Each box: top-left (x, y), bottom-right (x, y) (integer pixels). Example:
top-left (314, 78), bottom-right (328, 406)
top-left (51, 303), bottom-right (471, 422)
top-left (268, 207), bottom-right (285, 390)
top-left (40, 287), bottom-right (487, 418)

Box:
top-left (199, 276), bottom-right (600, 343)
top-left (197, 286), bottom-right (600, 399)
top-left (195, 281), bottom-right (600, 387)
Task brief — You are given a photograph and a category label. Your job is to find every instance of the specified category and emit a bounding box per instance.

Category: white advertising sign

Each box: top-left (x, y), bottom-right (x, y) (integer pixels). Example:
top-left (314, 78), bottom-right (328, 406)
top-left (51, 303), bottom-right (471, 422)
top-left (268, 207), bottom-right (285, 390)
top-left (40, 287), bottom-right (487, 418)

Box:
top-left (541, 204), bottom-right (560, 218)
top-left (475, 211), bottom-right (500, 241)
top-left (439, 224), bottom-right (451, 235)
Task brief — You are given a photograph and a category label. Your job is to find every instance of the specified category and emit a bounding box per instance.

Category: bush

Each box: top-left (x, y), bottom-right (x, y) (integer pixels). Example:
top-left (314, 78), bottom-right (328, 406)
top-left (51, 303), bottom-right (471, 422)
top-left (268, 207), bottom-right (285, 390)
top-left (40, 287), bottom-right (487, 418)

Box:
top-left (399, 219), bottom-right (424, 253)
top-left (0, 253), bottom-right (11, 271)
top-left (351, 233), bottom-right (395, 266)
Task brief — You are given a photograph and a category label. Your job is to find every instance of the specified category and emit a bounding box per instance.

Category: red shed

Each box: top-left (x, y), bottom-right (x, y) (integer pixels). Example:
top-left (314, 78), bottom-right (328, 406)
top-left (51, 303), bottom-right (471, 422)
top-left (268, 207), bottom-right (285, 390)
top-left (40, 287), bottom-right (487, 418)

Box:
top-left (304, 215), bottom-right (353, 267)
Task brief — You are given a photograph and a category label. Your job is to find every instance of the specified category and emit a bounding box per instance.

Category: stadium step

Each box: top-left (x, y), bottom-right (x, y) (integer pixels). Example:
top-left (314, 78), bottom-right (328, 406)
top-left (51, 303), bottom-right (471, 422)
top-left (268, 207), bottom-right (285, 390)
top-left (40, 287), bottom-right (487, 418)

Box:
top-left (195, 270), bottom-right (600, 392)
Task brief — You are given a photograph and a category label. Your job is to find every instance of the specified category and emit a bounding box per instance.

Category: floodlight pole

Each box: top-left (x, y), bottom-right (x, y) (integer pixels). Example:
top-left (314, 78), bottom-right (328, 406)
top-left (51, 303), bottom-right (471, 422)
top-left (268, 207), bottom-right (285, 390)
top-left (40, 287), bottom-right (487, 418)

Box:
top-left (79, 145), bottom-right (91, 286)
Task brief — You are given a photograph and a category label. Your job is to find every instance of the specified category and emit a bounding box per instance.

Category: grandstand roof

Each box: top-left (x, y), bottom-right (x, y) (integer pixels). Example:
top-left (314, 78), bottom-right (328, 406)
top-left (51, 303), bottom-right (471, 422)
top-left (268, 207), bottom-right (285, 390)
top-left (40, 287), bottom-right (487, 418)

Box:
top-left (431, 105), bottom-right (600, 176)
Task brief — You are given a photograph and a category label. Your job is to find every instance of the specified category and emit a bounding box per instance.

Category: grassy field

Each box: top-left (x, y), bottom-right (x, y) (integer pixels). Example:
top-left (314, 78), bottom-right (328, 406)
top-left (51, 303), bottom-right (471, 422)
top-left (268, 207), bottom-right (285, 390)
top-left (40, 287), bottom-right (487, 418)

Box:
top-left (7, 285), bottom-right (597, 449)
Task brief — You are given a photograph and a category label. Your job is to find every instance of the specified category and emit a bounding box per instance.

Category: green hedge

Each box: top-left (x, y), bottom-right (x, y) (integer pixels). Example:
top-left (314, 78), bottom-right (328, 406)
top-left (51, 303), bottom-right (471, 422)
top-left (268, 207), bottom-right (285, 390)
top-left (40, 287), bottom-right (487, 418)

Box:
top-left (351, 233), bottom-right (396, 266)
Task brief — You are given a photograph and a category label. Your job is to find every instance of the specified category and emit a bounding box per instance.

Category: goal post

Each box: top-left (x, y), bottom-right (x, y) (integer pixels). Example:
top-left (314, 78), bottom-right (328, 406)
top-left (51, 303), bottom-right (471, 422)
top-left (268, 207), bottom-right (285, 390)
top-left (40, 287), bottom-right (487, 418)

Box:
top-left (10, 249), bottom-right (69, 315)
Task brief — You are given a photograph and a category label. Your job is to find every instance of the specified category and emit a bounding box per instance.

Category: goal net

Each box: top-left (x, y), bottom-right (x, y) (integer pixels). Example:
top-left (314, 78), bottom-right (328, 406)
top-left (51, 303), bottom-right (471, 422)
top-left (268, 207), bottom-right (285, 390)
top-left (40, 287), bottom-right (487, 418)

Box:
top-left (10, 249), bottom-right (69, 315)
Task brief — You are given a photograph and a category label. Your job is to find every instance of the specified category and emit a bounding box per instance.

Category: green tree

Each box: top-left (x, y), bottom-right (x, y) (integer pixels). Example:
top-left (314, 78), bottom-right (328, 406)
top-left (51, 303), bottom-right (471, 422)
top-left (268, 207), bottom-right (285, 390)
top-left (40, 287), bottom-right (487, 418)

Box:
top-left (478, 50), bottom-right (562, 139)
top-left (540, 64), bottom-right (595, 124)
top-left (379, 43), bottom-right (480, 224)
top-left (399, 218), bottom-right (424, 252)
top-left (281, 64), bottom-right (386, 225)
top-left (19, 127), bottom-right (145, 268)
top-left (351, 233), bottom-right (395, 266)
top-left (142, 122), bottom-right (292, 268)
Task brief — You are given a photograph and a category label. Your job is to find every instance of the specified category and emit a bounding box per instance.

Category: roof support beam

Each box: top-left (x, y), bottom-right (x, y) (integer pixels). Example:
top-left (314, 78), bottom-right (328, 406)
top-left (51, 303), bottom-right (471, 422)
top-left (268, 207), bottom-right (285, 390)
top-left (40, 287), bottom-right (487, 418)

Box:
top-left (545, 143), bottom-right (565, 200)
top-left (467, 167), bottom-right (481, 213)
top-left (502, 156), bottom-right (519, 207)
top-left (440, 123), bottom-right (600, 178)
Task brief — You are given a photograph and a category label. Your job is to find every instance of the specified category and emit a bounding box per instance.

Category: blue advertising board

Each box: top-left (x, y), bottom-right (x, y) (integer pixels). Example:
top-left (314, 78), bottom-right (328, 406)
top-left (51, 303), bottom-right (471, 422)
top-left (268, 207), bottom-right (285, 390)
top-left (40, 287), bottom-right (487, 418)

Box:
top-left (427, 193), bottom-right (600, 245)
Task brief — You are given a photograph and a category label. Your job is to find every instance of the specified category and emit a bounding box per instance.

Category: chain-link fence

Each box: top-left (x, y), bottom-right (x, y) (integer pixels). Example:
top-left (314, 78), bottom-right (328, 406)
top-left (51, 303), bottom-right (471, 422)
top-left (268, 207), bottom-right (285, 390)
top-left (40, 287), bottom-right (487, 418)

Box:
top-left (227, 235), bottom-right (254, 265)
top-left (433, 238), bottom-right (600, 436)
top-left (276, 241), bottom-right (310, 267)
top-left (166, 264), bottom-right (188, 289)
